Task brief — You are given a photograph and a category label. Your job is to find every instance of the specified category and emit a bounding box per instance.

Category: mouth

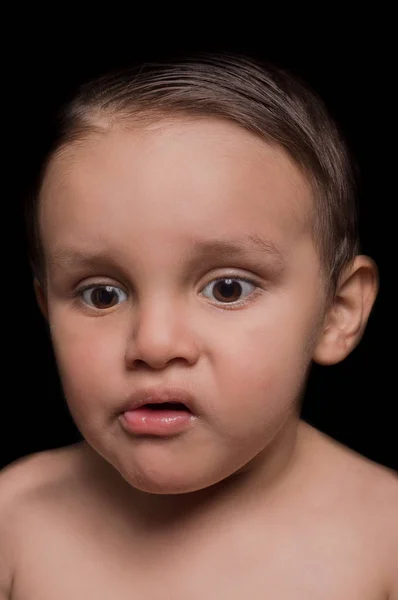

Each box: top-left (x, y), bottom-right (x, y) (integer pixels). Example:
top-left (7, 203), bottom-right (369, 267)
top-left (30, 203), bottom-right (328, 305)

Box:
top-left (119, 393), bottom-right (197, 436)
top-left (119, 386), bottom-right (198, 416)
top-left (142, 401), bottom-right (193, 413)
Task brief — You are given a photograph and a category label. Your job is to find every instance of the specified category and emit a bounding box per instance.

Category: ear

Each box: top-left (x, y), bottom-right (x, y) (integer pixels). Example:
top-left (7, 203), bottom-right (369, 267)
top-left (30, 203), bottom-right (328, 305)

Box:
top-left (33, 278), bottom-right (49, 321)
top-left (313, 255), bottom-right (379, 365)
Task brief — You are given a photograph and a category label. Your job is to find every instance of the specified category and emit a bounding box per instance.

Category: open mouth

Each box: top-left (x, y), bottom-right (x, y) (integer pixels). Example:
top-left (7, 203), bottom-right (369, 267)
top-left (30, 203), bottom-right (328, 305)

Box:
top-left (120, 398), bottom-right (196, 435)
top-left (142, 402), bottom-right (192, 413)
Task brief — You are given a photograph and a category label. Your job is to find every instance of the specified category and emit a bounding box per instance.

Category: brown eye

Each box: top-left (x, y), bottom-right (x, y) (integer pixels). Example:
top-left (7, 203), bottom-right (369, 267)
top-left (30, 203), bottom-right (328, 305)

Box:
top-left (202, 277), bottom-right (257, 305)
top-left (80, 285), bottom-right (128, 309)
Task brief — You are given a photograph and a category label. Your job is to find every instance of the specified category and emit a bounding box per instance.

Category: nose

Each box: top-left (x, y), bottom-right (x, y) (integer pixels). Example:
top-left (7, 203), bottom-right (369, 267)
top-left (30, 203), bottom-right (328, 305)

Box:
top-left (124, 299), bottom-right (200, 370)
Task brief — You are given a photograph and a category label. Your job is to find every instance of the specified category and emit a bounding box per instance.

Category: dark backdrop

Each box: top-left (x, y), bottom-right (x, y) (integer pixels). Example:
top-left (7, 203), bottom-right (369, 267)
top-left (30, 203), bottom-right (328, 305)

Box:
top-left (3, 27), bottom-right (396, 471)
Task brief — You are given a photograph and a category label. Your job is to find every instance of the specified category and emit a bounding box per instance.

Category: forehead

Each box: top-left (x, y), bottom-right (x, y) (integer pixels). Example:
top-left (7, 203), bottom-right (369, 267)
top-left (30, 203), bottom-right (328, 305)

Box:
top-left (40, 117), bottom-right (314, 261)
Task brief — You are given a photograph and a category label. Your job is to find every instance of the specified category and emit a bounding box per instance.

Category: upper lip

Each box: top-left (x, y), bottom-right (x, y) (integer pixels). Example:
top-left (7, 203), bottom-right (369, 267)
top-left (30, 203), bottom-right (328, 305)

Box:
top-left (119, 386), bottom-right (198, 414)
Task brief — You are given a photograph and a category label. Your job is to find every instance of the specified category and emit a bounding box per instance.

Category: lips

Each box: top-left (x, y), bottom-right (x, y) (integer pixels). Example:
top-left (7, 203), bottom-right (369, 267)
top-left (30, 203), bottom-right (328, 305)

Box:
top-left (119, 386), bottom-right (198, 415)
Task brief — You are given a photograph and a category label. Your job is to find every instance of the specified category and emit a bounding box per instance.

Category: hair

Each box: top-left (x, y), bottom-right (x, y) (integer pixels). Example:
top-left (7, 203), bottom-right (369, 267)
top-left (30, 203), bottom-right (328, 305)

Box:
top-left (25, 51), bottom-right (360, 298)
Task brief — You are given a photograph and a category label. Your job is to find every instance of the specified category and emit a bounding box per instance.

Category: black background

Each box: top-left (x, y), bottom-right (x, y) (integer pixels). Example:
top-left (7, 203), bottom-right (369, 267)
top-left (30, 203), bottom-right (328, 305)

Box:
top-left (3, 23), bottom-right (396, 472)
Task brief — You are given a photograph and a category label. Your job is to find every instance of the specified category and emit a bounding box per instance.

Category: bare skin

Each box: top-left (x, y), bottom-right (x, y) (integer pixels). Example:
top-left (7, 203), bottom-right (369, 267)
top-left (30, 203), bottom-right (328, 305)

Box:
top-left (1, 420), bottom-right (397, 599)
top-left (2, 117), bottom-right (396, 597)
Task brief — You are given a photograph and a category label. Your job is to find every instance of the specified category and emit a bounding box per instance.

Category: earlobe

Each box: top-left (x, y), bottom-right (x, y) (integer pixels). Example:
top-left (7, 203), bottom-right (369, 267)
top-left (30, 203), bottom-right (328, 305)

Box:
top-left (313, 255), bottom-right (379, 366)
top-left (33, 278), bottom-right (49, 321)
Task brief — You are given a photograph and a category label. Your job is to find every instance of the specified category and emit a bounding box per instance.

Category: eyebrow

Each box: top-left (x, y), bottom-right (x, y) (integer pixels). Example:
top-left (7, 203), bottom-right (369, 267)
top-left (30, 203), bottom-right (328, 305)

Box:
top-left (48, 234), bottom-right (285, 273)
top-left (189, 234), bottom-right (284, 266)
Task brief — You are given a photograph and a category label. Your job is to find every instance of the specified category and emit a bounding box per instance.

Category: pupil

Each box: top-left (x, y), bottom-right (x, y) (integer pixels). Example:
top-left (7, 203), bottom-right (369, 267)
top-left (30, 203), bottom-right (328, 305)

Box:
top-left (216, 279), bottom-right (241, 301)
top-left (93, 287), bottom-right (117, 307)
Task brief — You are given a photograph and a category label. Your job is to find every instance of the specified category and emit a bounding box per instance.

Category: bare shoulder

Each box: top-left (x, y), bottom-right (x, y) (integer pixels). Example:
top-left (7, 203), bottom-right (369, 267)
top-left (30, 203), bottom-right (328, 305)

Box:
top-left (0, 442), bottom-right (89, 515)
top-left (299, 421), bottom-right (398, 596)
top-left (301, 421), bottom-right (398, 521)
top-left (0, 444), bottom-right (85, 596)
top-left (0, 442), bottom-right (87, 498)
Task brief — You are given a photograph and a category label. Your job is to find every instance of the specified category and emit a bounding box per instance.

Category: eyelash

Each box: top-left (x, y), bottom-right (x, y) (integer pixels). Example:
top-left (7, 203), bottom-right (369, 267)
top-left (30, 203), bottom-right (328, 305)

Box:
top-left (73, 275), bottom-right (263, 311)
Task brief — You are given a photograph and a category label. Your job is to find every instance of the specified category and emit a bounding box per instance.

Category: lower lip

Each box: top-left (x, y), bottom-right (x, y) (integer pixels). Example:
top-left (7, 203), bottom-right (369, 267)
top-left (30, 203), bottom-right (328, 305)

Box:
top-left (120, 407), bottom-right (196, 436)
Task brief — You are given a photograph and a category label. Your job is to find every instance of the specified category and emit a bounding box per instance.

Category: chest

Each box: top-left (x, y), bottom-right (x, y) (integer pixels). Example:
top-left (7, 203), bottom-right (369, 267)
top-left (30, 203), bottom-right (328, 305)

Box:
top-left (12, 517), bottom-right (383, 600)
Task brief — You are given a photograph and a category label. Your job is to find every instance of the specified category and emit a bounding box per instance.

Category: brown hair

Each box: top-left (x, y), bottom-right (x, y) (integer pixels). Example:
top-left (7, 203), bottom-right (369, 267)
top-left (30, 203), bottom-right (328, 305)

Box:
top-left (25, 52), bottom-right (360, 297)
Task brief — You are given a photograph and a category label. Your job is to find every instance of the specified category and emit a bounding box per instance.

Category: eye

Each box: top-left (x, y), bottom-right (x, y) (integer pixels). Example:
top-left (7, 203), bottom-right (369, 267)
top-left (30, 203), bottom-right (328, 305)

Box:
top-left (78, 285), bottom-right (128, 309)
top-left (201, 277), bottom-right (259, 306)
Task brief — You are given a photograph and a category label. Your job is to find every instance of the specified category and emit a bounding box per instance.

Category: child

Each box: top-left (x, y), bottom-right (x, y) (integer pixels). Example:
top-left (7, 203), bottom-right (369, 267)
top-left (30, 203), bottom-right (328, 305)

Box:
top-left (1, 53), bottom-right (397, 598)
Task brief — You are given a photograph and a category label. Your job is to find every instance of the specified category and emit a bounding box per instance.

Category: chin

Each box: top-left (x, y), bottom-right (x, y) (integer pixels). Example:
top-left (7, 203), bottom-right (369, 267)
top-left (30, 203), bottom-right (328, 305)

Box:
top-left (85, 429), bottom-right (259, 497)
top-left (118, 465), bottom-right (223, 495)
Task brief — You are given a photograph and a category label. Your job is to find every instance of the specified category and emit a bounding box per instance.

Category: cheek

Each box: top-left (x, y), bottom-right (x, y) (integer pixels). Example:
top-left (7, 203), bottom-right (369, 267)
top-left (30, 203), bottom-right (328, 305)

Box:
top-left (48, 311), bottom-right (124, 408)
top-left (213, 302), bottom-right (317, 429)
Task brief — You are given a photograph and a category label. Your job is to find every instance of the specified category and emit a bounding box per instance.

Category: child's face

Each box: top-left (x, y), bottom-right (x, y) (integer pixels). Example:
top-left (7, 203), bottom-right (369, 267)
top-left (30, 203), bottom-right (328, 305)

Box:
top-left (38, 117), bottom-right (328, 494)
